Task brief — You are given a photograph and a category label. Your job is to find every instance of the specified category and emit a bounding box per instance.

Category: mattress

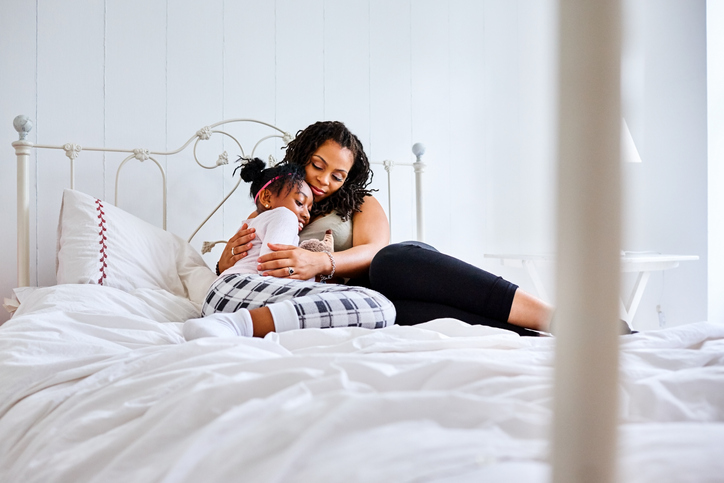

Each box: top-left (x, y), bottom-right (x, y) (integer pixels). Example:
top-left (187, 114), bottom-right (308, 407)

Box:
top-left (1, 284), bottom-right (722, 482)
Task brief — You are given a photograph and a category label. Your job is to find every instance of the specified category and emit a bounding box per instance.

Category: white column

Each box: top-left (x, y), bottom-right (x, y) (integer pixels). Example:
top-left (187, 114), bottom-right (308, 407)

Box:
top-left (412, 143), bottom-right (426, 242)
top-left (13, 115), bottom-right (34, 288)
top-left (552, 1), bottom-right (622, 483)
top-left (13, 140), bottom-right (32, 287)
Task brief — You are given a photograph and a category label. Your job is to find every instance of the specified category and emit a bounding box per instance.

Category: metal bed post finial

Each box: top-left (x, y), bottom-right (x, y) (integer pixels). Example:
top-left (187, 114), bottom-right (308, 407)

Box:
top-left (13, 115), bottom-right (34, 287)
top-left (14, 115), bottom-right (33, 140)
top-left (412, 143), bottom-right (426, 242)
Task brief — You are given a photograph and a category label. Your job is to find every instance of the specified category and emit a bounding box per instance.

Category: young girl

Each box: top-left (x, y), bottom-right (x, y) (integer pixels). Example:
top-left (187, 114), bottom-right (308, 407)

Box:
top-left (183, 158), bottom-right (395, 340)
top-left (218, 158), bottom-right (314, 279)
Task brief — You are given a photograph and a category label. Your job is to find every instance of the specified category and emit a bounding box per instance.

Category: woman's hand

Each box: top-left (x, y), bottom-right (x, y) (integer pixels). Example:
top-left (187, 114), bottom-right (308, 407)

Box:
top-left (218, 224), bottom-right (256, 273)
top-left (258, 244), bottom-right (331, 280)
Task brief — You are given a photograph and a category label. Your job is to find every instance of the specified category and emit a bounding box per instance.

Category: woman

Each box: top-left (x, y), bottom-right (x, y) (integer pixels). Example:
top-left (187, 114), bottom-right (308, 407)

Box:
top-left (217, 121), bottom-right (553, 336)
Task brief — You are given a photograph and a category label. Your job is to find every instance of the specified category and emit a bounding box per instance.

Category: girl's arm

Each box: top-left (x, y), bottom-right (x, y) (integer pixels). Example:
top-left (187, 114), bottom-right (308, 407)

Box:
top-left (257, 209), bottom-right (300, 259)
top-left (258, 196), bottom-right (389, 280)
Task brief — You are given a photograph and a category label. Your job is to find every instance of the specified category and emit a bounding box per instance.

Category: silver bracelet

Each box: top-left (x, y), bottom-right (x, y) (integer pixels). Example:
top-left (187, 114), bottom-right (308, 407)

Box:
top-left (318, 250), bottom-right (336, 283)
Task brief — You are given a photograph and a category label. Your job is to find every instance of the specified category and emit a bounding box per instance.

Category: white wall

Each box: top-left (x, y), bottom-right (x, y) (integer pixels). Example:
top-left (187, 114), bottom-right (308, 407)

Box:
top-left (620, 0), bottom-right (709, 330)
top-left (708, 0), bottom-right (724, 324)
top-left (0, 0), bottom-right (708, 330)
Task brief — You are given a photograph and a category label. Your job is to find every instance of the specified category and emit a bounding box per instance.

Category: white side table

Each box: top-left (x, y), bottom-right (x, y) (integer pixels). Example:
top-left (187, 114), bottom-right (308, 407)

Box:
top-left (483, 253), bottom-right (699, 326)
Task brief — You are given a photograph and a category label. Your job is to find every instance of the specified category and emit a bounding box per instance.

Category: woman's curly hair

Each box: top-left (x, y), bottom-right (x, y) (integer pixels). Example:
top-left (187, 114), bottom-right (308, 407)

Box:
top-left (282, 121), bottom-right (374, 221)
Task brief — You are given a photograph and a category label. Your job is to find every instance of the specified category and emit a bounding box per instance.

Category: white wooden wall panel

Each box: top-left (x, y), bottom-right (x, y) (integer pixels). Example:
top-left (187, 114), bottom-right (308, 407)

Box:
top-left (517, 1), bottom-right (556, 255)
top-left (0, 0), bottom-right (709, 329)
top-left (411, 0), bottom-right (451, 251)
top-left (105, 0), bottom-right (168, 228)
top-left (449, 0), bottom-right (486, 265)
top-left (621, 1), bottom-right (708, 329)
top-left (479, 2), bottom-right (532, 289)
top-left (369, 0), bottom-right (412, 242)
top-left (0, 1), bottom-right (37, 318)
top-left (708, 0), bottom-right (724, 325)
top-left (223, 1), bottom-right (277, 123)
top-left (275, 0), bottom-right (325, 134)
top-left (166, 0), bottom-right (225, 254)
top-left (35, 0), bottom-right (106, 287)
top-left (323, 0), bottom-right (371, 150)
top-left (222, 1), bottom-right (278, 245)
top-left (483, 1), bottom-right (524, 256)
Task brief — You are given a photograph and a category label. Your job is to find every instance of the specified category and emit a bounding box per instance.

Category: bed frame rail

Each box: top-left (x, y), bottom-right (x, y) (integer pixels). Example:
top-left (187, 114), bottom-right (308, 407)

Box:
top-left (12, 115), bottom-right (426, 288)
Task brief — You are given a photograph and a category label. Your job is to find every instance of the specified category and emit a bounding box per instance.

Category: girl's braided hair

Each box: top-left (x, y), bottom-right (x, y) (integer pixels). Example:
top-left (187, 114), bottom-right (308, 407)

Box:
top-left (238, 157), bottom-right (307, 208)
top-left (282, 121), bottom-right (374, 221)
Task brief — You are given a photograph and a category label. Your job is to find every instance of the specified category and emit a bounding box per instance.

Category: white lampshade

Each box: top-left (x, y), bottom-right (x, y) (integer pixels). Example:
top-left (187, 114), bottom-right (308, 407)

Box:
top-left (621, 118), bottom-right (643, 163)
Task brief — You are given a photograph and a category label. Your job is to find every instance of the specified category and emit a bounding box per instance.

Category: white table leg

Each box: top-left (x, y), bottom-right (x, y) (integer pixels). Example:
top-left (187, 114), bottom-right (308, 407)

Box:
top-left (522, 259), bottom-right (550, 302)
top-left (619, 270), bottom-right (651, 326)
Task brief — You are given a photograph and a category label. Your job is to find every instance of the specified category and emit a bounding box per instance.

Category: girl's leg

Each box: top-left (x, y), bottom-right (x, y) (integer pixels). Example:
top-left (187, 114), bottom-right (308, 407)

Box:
top-left (369, 242), bottom-right (552, 332)
top-left (186, 274), bottom-right (395, 339)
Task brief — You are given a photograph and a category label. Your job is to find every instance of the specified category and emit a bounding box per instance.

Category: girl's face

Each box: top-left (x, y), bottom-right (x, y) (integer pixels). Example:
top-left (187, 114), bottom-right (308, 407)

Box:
top-left (304, 140), bottom-right (355, 203)
top-left (268, 181), bottom-right (313, 232)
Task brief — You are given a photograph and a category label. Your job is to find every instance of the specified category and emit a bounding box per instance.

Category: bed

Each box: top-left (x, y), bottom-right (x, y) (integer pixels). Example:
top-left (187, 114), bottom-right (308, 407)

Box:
top-left (3, 114), bottom-right (724, 482)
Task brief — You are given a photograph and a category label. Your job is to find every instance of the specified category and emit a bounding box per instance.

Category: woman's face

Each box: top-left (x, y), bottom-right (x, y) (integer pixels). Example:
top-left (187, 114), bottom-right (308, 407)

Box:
top-left (304, 140), bottom-right (355, 203)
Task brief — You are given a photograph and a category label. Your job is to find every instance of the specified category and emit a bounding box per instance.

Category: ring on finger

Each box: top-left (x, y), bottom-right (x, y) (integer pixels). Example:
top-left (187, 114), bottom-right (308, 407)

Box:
top-left (288, 267), bottom-right (294, 276)
top-left (231, 246), bottom-right (235, 256)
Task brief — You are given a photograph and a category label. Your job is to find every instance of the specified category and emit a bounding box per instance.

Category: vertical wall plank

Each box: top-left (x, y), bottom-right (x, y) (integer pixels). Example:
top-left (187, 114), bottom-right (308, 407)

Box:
top-left (35, 0), bottom-right (106, 286)
top-left (323, 0), bottom-right (371, 148)
top-left (517, 0), bottom-right (557, 255)
top-left (449, 0), bottom-right (486, 264)
top-left (483, 1), bottom-right (522, 255)
top-left (0, 0), bottom-right (37, 323)
top-left (708, 0), bottom-right (724, 325)
top-left (222, 0), bottom-right (279, 243)
top-left (369, 0), bottom-right (412, 241)
top-left (275, 0), bottom-right (325, 131)
top-left (166, 0), bottom-right (225, 255)
top-left (105, 0), bottom-right (168, 227)
top-left (621, 0), bottom-right (708, 329)
top-left (410, 0), bottom-right (450, 249)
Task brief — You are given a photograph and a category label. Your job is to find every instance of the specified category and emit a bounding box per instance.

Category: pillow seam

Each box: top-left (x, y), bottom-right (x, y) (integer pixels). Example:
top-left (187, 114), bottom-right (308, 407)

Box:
top-left (95, 198), bottom-right (108, 285)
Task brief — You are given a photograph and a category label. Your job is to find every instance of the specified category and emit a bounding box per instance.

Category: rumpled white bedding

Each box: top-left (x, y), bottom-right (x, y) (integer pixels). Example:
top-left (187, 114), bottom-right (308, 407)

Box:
top-left (1, 284), bottom-right (722, 482)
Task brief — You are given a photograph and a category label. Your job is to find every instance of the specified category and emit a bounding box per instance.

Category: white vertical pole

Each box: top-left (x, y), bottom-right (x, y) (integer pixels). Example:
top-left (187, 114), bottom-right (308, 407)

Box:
top-left (13, 115), bottom-right (34, 288)
top-left (383, 160), bottom-right (394, 237)
top-left (13, 140), bottom-right (32, 288)
top-left (552, 1), bottom-right (622, 482)
top-left (412, 143), bottom-right (426, 242)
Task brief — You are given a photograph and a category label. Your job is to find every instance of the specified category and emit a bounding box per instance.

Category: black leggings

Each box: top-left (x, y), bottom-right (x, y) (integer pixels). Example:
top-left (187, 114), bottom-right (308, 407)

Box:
top-left (369, 241), bottom-right (539, 337)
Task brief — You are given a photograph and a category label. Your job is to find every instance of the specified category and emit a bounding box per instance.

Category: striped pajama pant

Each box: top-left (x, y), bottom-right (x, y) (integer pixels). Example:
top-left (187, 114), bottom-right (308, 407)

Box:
top-left (202, 273), bottom-right (396, 330)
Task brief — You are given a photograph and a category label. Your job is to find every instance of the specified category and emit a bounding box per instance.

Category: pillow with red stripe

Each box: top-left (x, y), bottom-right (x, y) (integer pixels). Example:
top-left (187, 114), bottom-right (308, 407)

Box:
top-left (56, 189), bottom-right (215, 307)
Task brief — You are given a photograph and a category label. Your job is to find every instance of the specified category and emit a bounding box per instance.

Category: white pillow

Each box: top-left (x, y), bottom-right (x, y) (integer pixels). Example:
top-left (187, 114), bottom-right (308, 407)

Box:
top-left (57, 189), bottom-right (216, 306)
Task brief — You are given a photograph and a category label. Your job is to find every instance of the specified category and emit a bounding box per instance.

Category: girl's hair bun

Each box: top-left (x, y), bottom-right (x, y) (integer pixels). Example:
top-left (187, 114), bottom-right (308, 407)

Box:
top-left (237, 156), bottom-right (307, 204)
top-left (238, 157), bottom-right (267, 183)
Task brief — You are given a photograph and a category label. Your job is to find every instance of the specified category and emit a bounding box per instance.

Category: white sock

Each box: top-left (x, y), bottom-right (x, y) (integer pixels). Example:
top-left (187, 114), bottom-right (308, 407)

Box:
top-left (183, 308), bottom-right (254, 340)
top-left (267, 300), bottom-right (300, 333)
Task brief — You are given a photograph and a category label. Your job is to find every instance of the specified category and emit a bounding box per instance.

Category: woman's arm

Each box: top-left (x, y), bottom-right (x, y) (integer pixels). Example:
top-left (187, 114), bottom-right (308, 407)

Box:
top-left (258, 195), bottom-right (389, 280)
top-left (217, 223), bottom-right (256, 273)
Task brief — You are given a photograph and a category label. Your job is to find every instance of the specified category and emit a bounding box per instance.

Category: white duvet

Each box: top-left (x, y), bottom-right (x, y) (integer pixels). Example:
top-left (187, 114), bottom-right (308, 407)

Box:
top-left (1, 284), bottom-right (723, 482)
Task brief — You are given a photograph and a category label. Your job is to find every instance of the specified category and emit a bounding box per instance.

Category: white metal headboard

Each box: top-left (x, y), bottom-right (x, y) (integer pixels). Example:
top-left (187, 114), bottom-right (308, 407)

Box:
top-left (12, 115), bottom-right (426, 288)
